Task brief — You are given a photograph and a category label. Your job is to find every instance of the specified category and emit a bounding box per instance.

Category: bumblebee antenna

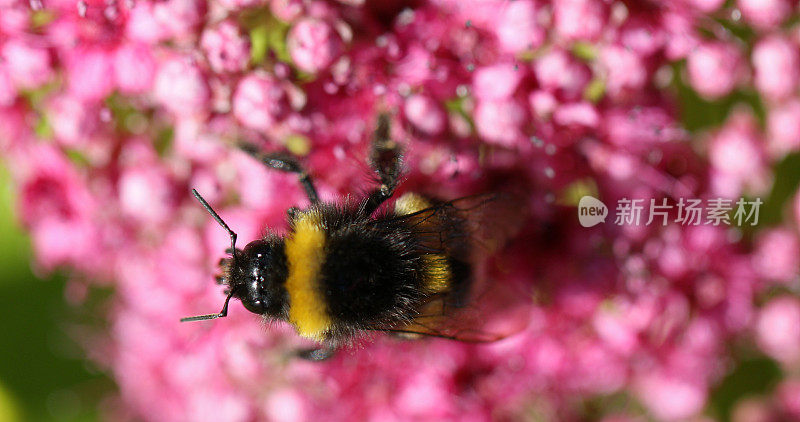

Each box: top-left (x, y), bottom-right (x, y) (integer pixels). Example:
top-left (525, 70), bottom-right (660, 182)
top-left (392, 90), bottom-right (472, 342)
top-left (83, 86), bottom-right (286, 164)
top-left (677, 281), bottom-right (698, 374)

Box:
top-left (180, 291), bottom-right (234, 322)
top-left (191, 189), bottom-right (238, 262)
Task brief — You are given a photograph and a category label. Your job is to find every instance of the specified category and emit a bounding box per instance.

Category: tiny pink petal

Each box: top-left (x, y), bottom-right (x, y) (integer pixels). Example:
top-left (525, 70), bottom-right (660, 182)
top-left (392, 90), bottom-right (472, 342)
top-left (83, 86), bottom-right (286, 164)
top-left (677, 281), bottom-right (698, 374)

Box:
top-left (474, 99), bottom-right (526, 147)
top-left (753, 229), bottom-right (800, 285)
top-left (756, 297), bottom-right (800, 365)
top-left (1, 39), bottom-right (52, 89)
top-left (687, 42), bottom-right (742, 99)
top-left (534, 49), bottom-right (591, 100)
top-left (404, 94), bottom-right (446, 136)
top-left (753, 36), bottom-right (800, 102)
top-left (201, 20), bottom-right (251, 74)
top-left (494, 0), bottom-right (545, 53)
top-left (767, 100), bottom-right (800, 156)
top-left (553, 0), bottom-right (608, 41)
top-left (153, 57), bottom-right (210, 117)
top-left (232, 73), bottom-right (288, 132)
top-left (738, 0), bottom-right (792, 29)
top-left (114, 43), bottom-right (156, 94)
top-left (473, 63), bottom-right (523, 100)
top-left (287, 18), bottom-right (342, 73)
top-left (67, 48), bottom-right (115, 102)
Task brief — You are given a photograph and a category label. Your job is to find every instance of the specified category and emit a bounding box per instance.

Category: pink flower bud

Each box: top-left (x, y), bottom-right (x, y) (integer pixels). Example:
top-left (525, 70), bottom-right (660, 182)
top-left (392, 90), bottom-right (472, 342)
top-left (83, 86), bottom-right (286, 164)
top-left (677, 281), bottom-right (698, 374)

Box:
top-left (66, 48), bottom-right (115, 102)
top-left (270, 0), bottom-right (304, 22)
top-left (404, 94), bottom-right (446, 136)
top-left (232, 73), bottom-right (288, 132)
top-left (753, 229), bottom-right (800, 284)
top-left (474, 99), bottom-right (526, 147)
top-left (17, 145), bottom-right (92, 227)
top-left (0, 4), bottom-right (28, 36)
top-left (529, 90), bottom-right (557, 118)
top-left (31, 217), bottom-right (99, 271)
top-left (738, 0), bottom-right (791, 29)
top-left (48, 96), bottom-right (95, 147)
top-left (618, 18), bottom-right (666, 57)
top-left (687, 42), bottom-right (743, 99)
top-left (1, 39), bottom-right (52, 89)
top-left (753, 36), bottom-right (799, 102)
top-left (494, 0), bottom-right (545, 53)
top-left (153, 57), bottom-right (210, 117)
top-left (603, 106), bottom-right (680, 147)
top-left (201, 20), bottom-right (250, 74)
top-left (152, 0), bottom-right (206, 42)
top-left (767, 100), bottom-right (800, 156)
top-left (600, 45), bottom-right (648, 98)
top-left (287, 18), bottom-right (342, 73)
top-left (114, 43), bottom-right (156, 94)
top-left (553, 0), bottom-right (608, 42)
top-left (119, 166), bottom-right (177, 225)
top-left (395, 45), bottom-right (434, 86)
top-left (709, 112), bottom-right (768, 197)
top-left (473, 63), bottom-right (523, 100)
top-left (636, 373), bottom-right (707, 421)
top-left (126, 1), bottom-right (167, 43)
top-left (554, 102), bottom-right (599, 128)
top-left (534, 49), bottom-right (591, 100)
top-left (756, 297), bottom-right (800, 365)
top-left (662, 12), bottom-right (701, 60)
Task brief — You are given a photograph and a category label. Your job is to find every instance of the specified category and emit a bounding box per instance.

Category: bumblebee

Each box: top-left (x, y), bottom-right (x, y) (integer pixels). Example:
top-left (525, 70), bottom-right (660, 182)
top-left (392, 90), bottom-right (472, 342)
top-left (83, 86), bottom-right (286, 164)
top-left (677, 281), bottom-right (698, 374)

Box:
top-left (182, 115), bottom-right (525, 360)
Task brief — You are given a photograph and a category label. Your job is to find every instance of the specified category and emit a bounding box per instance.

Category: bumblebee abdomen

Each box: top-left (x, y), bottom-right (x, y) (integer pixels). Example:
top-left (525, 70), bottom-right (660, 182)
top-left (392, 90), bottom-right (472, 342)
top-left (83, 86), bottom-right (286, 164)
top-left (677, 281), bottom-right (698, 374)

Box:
top-left (283, 204), bottom-right (430, 341)
top-left (320, 227), bottom-right (427, 327)
top-left (282, 194), bottom-right (473, 343)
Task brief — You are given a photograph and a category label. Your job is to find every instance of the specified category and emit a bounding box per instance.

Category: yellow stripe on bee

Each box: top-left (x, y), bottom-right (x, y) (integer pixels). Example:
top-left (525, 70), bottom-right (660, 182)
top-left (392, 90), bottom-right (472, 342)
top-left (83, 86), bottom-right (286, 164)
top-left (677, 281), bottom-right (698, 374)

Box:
top-left (394, 193), bottom-right (452, 294)
top-left (394, 192), bottom-right (431, 216)
top-left (284, 211), bottom-right (331, 341)
top-left (421, 254), bottom-right (450, 293)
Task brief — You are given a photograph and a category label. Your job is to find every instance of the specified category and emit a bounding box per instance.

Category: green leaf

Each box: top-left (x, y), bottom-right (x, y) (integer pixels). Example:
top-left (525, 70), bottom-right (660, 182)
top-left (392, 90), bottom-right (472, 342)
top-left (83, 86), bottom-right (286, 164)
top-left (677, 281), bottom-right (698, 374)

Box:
top-left (65, 149), bottom-right (91, 168)
top-left (0, 382), bottom-right (22, 422)
top-left (267, 20), bottom-right (292, 63)
top-left (154, 127), bottom-right (174, 156)
top-left (671, 62), bottom-right (765, 133)
top-left (34, 113), bottom-right (53, 139)
top-left (709, 356), bottom-right (782, 422)
top-left (760, 152), bottom-right (800, 226)
top-left (572, 41), bottom-right (598, 61)
top-left (584, 78), bottom-right (606, 103)
top-left (250, 24), bottom-right (270, 65)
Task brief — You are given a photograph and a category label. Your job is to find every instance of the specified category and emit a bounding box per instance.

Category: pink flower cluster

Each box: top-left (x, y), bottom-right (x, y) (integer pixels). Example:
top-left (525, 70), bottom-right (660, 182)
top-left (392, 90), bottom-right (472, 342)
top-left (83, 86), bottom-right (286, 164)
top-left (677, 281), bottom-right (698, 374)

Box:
top-left (3, 0), bottom-right (800, 420)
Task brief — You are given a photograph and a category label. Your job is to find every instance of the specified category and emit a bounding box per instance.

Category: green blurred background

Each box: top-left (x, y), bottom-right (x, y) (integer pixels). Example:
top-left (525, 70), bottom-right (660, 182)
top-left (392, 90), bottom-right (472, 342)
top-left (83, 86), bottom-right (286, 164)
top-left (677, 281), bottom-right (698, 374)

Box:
top-left (0, 166), bottom-right (110, 422)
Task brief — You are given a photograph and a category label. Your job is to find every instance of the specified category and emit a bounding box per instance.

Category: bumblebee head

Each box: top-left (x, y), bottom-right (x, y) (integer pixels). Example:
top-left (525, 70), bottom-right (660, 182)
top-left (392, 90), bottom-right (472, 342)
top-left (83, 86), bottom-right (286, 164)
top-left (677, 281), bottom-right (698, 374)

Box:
top-left (181, 189), bottom-right (286, 323)
top-left (221, 238), bottom-right (286, 317)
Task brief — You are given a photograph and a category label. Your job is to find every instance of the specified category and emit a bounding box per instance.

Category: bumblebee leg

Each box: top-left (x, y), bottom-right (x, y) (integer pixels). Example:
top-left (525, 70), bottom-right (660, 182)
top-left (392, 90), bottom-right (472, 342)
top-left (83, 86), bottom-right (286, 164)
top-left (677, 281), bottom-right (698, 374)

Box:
top-left (295, 346), bottom-right (337, 361)
top-left (239, 143), bottom-right (319, 204)
top-left (363, 114), bottom-right (403, 215)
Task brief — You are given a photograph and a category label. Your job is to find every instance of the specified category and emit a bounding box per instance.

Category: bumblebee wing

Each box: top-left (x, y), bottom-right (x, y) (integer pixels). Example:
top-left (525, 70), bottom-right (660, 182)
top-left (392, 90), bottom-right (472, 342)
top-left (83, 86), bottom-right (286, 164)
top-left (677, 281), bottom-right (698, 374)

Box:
top-left (372, 192), bottom-right (527, 257)
top-left (368, 276), bottom-right (532, 342)
top-left (369, 192), bottom-right (531, 342)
